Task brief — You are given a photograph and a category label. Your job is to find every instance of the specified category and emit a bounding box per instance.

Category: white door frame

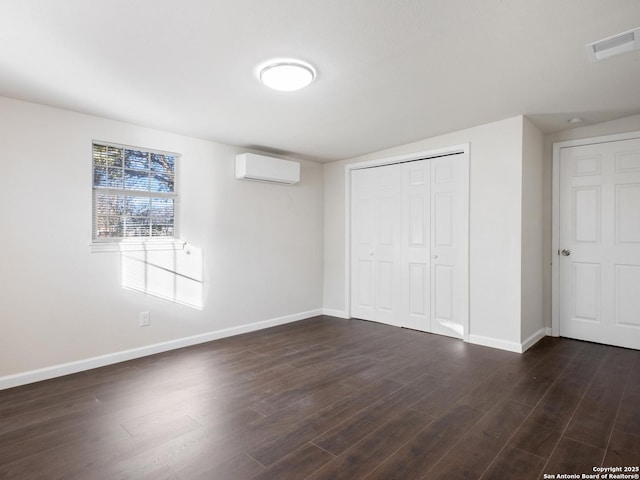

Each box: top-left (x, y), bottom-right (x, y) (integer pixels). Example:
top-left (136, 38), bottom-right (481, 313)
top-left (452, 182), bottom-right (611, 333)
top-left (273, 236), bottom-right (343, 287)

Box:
top-left (344, 143), bottom-right (470, 341)
top-left (551, 130), bottom-right (640, 337)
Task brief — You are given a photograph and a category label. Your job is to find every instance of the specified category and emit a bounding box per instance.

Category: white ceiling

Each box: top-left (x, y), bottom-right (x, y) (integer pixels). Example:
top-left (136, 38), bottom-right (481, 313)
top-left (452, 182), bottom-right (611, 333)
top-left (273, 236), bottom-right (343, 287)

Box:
top-left (1, 0), bottom-right (639, 162)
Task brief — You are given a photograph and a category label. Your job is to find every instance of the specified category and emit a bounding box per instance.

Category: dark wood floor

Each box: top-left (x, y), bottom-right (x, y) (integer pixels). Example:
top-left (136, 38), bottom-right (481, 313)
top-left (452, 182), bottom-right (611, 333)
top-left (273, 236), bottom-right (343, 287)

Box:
top-left (1, 316), bottom-right (638, 479)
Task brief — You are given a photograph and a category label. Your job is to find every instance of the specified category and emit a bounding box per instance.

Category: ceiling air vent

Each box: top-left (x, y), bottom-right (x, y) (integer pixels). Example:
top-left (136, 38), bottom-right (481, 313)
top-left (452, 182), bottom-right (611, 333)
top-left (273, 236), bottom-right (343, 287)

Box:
top-left (586, 27), bottom-right (640, 61)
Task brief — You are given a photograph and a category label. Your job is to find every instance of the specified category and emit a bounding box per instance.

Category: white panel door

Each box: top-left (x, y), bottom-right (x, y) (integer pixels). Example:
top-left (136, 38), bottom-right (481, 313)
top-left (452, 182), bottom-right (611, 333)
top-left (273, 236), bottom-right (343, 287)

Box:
top-left (429, 156), bottom-right (465, 338)
top-left (401, 159), bottom-right (431, 331)
top-left (351, 164), bottom-right (402, 325)
top-left (559, 138), bottom-right (640, 350)
top-left (351, 154), bottom-right (467, 337)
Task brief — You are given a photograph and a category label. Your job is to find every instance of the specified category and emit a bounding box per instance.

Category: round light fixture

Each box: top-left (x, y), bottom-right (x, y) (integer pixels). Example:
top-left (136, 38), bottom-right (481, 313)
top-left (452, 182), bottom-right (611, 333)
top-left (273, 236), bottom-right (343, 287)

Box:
top-left (259, 60), bottom-right (315, 92)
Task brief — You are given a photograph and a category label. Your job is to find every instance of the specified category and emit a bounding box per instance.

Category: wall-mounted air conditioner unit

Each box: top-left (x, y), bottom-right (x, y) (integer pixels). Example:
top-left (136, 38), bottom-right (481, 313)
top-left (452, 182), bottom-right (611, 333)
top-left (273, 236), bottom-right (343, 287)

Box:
top-left (235, 153), bottom-right (300, 185)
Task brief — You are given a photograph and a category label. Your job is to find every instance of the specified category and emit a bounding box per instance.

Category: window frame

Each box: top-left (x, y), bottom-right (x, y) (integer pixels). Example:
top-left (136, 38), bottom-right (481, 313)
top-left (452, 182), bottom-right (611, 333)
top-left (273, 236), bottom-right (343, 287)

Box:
top-left (90, 140), bottom-right (183, 252)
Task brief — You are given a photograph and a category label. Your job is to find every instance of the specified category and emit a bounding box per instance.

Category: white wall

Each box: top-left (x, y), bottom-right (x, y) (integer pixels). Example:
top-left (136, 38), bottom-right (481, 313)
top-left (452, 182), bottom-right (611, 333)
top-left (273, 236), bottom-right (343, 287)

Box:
top-left (10, 97), bottom-right (633, 384)
top-left (521, 117), bottom-right (545, 343)
top-left (0, 96), bottom-right (324, 382)
top-left (541, 114), bottom-right (640, 331)
top-left (324, 116), bottom-right (527, 351)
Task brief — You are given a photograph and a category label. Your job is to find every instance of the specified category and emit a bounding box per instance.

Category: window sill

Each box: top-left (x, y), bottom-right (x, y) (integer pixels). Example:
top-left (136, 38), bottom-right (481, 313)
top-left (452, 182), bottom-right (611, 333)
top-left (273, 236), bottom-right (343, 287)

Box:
top-left (90, 239), bottom-right (186, 253)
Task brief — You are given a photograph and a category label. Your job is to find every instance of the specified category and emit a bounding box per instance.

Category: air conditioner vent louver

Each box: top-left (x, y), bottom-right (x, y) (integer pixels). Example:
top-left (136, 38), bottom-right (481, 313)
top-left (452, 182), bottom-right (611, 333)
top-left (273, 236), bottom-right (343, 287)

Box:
top-left (586, 27), bottom-right (640, 61)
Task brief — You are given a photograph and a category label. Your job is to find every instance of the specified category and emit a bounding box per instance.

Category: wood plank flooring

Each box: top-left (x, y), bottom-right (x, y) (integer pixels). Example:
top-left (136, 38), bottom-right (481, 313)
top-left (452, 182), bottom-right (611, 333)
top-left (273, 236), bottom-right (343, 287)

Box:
top-left (0, 316), bottom-right (638, 479)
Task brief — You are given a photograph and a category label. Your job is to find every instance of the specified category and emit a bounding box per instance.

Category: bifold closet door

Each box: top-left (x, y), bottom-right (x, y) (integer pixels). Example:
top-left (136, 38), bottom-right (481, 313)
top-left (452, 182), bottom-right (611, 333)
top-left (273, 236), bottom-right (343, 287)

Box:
top-left (400, 157), bottom-right (465, 337)
top-left (350, 163), bottom-right (402, 325)
top-left (427, 155), bottom-right (465, 338)
top-left (400, 160), bottom-right (431, 331)
top-left (351, 155), bottom-right (465, 338)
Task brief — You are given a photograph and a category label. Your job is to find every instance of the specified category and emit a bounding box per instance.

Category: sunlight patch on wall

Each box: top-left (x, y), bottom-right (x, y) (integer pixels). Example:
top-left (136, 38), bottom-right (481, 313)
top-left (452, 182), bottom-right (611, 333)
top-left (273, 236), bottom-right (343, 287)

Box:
top-left (121, 243), bottom-right (204, 309)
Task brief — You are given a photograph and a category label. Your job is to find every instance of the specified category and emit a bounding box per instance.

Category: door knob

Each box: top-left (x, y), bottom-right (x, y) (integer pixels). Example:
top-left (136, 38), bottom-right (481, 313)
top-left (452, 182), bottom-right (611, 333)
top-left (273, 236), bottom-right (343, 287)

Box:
top-left (561, 249), bottom-right (571, 256)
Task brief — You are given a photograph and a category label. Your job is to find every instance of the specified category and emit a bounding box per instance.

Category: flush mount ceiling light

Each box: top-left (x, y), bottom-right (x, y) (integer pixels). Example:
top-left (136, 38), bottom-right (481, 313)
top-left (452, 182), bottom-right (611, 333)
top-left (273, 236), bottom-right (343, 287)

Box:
top-left (258, 59), bottom-right (315, 92)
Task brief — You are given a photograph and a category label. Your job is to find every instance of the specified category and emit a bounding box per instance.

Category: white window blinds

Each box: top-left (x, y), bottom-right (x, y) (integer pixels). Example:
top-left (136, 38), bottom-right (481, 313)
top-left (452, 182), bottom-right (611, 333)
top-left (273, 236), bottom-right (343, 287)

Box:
top-left (92, 142), bottom-right (178, 242)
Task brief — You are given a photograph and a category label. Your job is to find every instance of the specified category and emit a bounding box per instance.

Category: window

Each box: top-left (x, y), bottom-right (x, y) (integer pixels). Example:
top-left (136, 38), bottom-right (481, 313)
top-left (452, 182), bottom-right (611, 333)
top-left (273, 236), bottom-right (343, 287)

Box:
top-left (92, 142), bottom-right (178, 244)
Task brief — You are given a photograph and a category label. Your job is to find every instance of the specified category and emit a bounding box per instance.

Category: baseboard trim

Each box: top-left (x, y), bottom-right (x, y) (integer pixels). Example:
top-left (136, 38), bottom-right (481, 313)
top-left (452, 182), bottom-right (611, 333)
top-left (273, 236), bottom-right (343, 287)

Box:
top-left (468, 334), bottom-right (524, 354)
top-left (322, 308), bottom-right (349, 319)
top-left (0, 309), bottom-right (322, 391)
top-left (522, 328), bottom-right (547, 352)
top-left (469, 328), bottom-right (549, 354)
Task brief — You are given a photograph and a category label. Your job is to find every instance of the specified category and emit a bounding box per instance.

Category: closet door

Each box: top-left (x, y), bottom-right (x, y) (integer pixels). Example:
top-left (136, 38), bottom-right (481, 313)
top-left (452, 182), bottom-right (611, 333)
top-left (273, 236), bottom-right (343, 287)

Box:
top-left (351, 154), bottom-right (466, 338)
top-left (350, 164), bottom-right (402, 325)
top-left (401, 159), bottom-right (431, 331)
top-left (429, 155), bottom-right (465, 338)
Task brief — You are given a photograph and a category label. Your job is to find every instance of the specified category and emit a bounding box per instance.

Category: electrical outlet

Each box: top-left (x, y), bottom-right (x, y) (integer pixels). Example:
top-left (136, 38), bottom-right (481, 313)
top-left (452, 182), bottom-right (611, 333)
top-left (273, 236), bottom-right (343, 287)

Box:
top-left (139, 311), bottom-right (150, 327)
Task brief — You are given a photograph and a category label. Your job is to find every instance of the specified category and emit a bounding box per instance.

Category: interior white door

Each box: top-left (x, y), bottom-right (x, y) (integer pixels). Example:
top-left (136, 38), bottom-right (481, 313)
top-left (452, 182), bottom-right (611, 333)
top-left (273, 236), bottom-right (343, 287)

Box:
top-left (350, 164), bottom-right (402, 326)
top-left (351, 153), bottom-right (467, 338)
top-left (429, 155), bottom-right (465, 338)
top-left (559, 138), bottom-right (640, 350)
top-left (401, 159), bottom-right (431, 331)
